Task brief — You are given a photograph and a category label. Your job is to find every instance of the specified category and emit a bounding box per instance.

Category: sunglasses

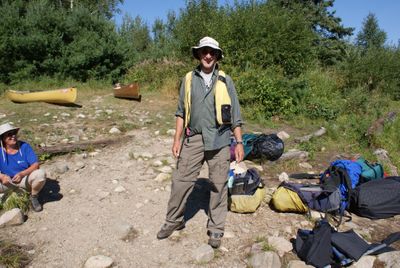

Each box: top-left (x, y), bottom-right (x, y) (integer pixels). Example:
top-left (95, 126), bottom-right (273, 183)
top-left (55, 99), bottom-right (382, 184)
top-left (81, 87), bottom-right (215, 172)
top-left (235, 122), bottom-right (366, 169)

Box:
top-left (200, 48), bottom-right (218, 57)
top-left (3, 130), bottom-right (18, 137)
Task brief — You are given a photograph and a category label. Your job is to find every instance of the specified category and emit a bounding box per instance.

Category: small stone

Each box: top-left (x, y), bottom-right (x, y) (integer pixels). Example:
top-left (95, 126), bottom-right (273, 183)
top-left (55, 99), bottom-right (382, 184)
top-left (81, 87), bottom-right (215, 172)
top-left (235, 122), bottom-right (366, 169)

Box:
top-left (84, 255), bottom-right (113, 268)
top-left (159, 166), bottom-right (173, 173)
top-left (224, 231), bottom-right (235, 238)
top-left (192, 244), bottom-right (214, 263)
top-left (309, 210), bottom-right (324, 220)
top-left (219, 246), bottom-right (229, 252)
top-left (60, 112), bottom-right (70, 117)
top-left (278, 172), bottom-right (289, 182)
top-left (115, 223), bottom-right (138, 241)
top-left (154, 173), bottom-right (171, 182)
top-left (277, 131), bottom-right (290, 140)
top-left (109, 127), bottom-right (121, 134)
top-left (166, 129), bottom-right (176, 136)
top-left (141, 152), bottom-right (153, 159)
top-left (77, 114), bottom-right (86, 118)
top-left (154, 130), bottom-right (160, 135)
top-left (114, 186), bottom-right (126, 193)
top-left (152, 160), bottom-right (163, 167)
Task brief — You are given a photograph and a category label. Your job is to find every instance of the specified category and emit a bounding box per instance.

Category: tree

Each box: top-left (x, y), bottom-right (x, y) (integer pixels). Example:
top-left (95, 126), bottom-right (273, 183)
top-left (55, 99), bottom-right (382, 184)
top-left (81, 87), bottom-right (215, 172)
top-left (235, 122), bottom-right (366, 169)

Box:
top-left (0, 0), bottom-right (124, 83)
top-left (270, 0), bottom-right (354, 65)
top-left (356, 13), bottom-right (387, 50)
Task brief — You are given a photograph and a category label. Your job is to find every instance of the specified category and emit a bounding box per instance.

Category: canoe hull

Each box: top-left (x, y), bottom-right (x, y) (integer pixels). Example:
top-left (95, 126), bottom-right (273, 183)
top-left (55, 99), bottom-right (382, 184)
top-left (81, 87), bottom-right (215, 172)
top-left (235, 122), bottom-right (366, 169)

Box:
top-left (113, 83), bottom-right (140, 100)
top-left (6, 88), bottom-right (77, 104)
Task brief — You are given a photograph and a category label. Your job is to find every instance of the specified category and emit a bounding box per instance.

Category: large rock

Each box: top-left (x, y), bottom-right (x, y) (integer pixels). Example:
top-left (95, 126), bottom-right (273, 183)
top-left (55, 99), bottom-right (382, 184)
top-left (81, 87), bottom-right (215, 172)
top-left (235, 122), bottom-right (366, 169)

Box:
top-left (350, 255), bottom-right (375, 268)
top-left (84, 255), bottom-right (113, 268)
top-left (249, 251), bottom-right (281, 268)
top-left (377, 251), bottom-right (400, 267)
top-left (287, 260), bottom-right (314, 268)
top-left (0, 208), bottom-right (24, 228)
top-left (267, 236), bottom-right (293, 257)
top-left (55, 162), bottom-right (69, 174)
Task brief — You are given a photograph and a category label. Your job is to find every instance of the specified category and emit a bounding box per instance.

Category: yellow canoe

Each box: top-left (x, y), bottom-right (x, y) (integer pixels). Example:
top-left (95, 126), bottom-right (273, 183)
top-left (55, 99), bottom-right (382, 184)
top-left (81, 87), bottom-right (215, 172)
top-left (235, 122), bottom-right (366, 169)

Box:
top-left (6, 88), bottom-right (77, 104)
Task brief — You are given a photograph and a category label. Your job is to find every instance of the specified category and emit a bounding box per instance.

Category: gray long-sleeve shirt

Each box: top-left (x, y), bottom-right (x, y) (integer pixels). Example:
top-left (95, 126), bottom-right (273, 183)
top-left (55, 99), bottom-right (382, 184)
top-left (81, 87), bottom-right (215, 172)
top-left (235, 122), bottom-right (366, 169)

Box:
top-left (175, 65), bottom-right (243, 151)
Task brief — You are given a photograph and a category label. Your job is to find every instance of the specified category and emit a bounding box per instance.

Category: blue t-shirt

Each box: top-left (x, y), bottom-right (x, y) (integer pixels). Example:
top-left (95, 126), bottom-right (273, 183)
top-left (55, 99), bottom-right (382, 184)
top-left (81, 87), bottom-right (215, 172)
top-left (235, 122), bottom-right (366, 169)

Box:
top-left (0, 141), bottom-right (38, 177)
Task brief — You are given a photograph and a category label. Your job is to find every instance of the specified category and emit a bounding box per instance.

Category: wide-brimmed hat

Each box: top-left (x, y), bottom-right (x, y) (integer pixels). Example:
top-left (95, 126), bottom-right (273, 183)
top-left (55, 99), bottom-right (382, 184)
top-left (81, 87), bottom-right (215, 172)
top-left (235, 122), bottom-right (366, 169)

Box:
top-left (0, 122), bottom-right (20, 137)
top-left (192, 36), bottom-right (223, 60)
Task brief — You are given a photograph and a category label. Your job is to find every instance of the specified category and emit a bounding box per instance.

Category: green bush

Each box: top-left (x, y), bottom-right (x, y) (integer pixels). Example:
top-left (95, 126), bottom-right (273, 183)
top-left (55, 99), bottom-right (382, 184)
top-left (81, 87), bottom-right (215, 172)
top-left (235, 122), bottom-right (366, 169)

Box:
top-left (236, 69), bottom-right (295, 120)
top-left (123, 60), bottom-right (189, 91)
top-left (340, 47), bottom-right (400, 100)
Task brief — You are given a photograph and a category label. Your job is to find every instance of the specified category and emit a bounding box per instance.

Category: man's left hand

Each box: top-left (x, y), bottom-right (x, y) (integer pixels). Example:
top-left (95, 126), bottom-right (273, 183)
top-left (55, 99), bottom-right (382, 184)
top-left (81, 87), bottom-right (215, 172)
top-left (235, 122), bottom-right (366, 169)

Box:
top-left (12, 172), bottom-right (24, 184)
top-left (235, 144), bottom-right (244, 163)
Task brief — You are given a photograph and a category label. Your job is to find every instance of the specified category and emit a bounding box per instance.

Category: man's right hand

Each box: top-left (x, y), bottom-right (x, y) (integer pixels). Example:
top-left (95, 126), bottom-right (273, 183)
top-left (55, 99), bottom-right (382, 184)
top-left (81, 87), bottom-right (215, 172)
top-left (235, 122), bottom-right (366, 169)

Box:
top-left (172, 140), bottom-right (181, 158)
top-left (0, 174), bottom-right (11, 185)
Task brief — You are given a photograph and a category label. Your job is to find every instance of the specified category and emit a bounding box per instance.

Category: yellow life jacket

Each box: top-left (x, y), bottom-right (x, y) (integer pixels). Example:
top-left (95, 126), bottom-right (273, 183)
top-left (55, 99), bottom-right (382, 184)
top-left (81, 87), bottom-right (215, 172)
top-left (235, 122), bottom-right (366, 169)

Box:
top-left (184, 70), bottom-right (231, 128)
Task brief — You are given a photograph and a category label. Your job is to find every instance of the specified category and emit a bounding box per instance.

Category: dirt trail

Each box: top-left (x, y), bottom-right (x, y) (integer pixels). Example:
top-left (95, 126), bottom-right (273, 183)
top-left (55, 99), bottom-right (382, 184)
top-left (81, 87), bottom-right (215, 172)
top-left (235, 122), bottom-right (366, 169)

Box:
top-left (1, 93), bottom-right (400, 268)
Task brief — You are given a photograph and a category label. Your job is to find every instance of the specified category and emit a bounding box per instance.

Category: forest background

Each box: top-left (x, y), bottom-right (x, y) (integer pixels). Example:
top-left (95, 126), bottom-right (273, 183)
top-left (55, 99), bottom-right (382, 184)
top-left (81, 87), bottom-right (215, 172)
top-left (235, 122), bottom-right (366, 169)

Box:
top-left (0, 0), bottom-right (399, 167)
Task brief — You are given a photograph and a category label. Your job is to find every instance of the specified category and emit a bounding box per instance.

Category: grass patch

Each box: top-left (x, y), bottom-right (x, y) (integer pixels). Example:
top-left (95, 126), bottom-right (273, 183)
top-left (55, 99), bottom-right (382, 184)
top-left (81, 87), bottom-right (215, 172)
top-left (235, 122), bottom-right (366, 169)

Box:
top-left (254, 236), bottom-right (276, 252)
top-left (0, 192), bottom-right (30, 213)
top-left (0, 239), bottom-right (32, 268)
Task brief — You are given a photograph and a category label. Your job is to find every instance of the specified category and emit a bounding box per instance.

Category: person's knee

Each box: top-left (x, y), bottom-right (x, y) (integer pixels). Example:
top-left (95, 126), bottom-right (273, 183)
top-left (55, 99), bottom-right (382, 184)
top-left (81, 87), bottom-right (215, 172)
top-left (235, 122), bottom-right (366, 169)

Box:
top-left (29, 168), bottom-right (47, 183)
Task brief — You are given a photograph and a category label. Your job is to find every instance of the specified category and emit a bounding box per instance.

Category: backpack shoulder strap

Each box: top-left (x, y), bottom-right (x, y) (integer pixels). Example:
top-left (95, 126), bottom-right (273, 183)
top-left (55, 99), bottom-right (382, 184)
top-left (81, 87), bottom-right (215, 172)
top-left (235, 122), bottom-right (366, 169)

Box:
top-left (184, 71), bottom-right (192, 128)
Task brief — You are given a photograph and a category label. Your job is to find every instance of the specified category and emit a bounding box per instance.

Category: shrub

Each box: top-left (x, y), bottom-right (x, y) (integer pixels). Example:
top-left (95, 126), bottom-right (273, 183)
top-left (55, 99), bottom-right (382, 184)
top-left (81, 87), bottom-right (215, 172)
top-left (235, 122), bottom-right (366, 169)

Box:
top-left (236, 69), bottom-right (295, 120)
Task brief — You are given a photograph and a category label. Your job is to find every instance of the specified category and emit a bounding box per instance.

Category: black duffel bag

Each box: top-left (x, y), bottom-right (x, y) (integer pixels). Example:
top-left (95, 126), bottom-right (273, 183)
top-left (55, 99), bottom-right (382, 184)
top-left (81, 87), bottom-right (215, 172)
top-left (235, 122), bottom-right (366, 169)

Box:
top-left (249, 134), bottom-right (284, 161)
top-left (349, 176), bottom-right (400, 219)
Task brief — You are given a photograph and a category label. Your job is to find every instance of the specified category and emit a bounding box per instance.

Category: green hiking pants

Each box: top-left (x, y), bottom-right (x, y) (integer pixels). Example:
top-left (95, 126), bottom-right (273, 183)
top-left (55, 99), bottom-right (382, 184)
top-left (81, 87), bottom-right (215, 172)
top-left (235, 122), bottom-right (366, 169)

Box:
top-left (165, 134), bottom-right (230, 234)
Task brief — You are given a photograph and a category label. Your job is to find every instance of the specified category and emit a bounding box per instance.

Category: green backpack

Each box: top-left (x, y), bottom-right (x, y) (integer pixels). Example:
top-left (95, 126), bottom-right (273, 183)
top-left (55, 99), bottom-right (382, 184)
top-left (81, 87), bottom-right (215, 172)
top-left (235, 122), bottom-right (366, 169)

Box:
top-left (356, 157), bottom-right (384, 183)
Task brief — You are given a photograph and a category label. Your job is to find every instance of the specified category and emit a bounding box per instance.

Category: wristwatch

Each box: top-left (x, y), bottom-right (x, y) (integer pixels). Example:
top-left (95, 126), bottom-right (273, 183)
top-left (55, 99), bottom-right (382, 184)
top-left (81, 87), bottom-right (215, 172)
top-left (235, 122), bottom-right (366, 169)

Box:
top-left (236, 141), bottom-right (243, 144)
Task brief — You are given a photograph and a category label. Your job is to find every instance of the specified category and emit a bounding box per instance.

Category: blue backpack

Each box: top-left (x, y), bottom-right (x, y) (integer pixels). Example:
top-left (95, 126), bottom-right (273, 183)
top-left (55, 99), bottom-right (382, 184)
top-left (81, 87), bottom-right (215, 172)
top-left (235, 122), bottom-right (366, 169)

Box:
top-left (320, 160), bottom-right (362, 224)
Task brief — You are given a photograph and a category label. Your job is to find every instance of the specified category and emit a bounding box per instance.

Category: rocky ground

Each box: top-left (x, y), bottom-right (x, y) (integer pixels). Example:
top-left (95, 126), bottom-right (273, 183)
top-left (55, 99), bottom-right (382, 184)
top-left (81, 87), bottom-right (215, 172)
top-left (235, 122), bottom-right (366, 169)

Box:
top-left (0, 92), bottom-right (399, 268)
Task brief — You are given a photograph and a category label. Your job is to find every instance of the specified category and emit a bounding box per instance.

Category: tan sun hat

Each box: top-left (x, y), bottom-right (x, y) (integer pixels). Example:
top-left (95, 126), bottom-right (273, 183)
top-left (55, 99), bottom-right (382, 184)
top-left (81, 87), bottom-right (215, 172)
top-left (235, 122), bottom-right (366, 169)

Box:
top-left (192, 36), bottom-right (223, 60)
top-left (0, 122), bottom-right (20, 137)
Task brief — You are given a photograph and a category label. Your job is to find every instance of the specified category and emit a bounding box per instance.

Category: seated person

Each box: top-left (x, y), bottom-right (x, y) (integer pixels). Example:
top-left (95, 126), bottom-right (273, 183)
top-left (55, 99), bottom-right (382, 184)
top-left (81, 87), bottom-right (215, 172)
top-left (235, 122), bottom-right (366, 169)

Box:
top-left (0, 123), bottom-right (46, 212)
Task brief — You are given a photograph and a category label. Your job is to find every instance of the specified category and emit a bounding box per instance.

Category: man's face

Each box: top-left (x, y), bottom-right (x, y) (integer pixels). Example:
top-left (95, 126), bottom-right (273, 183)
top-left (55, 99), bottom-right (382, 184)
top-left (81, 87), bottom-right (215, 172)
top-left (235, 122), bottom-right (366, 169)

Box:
top-left (199, 47), bottom-right (218, 73)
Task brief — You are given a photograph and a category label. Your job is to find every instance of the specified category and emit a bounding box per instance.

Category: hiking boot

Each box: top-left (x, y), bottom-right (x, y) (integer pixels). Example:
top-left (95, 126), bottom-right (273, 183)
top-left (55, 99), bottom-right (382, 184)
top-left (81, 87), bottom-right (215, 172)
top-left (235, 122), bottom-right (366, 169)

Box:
top-left (156, 222), bottom-right (185, 240)
top-left (207, 231), bottom-right (223, 249)
top-left (30, 195), bottom-right (42, 212)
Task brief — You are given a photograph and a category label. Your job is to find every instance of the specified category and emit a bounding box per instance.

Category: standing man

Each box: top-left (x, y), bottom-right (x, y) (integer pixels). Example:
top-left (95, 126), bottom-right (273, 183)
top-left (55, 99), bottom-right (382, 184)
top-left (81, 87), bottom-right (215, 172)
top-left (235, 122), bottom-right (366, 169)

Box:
top-left (157, 37), bottom-right (244, 248)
